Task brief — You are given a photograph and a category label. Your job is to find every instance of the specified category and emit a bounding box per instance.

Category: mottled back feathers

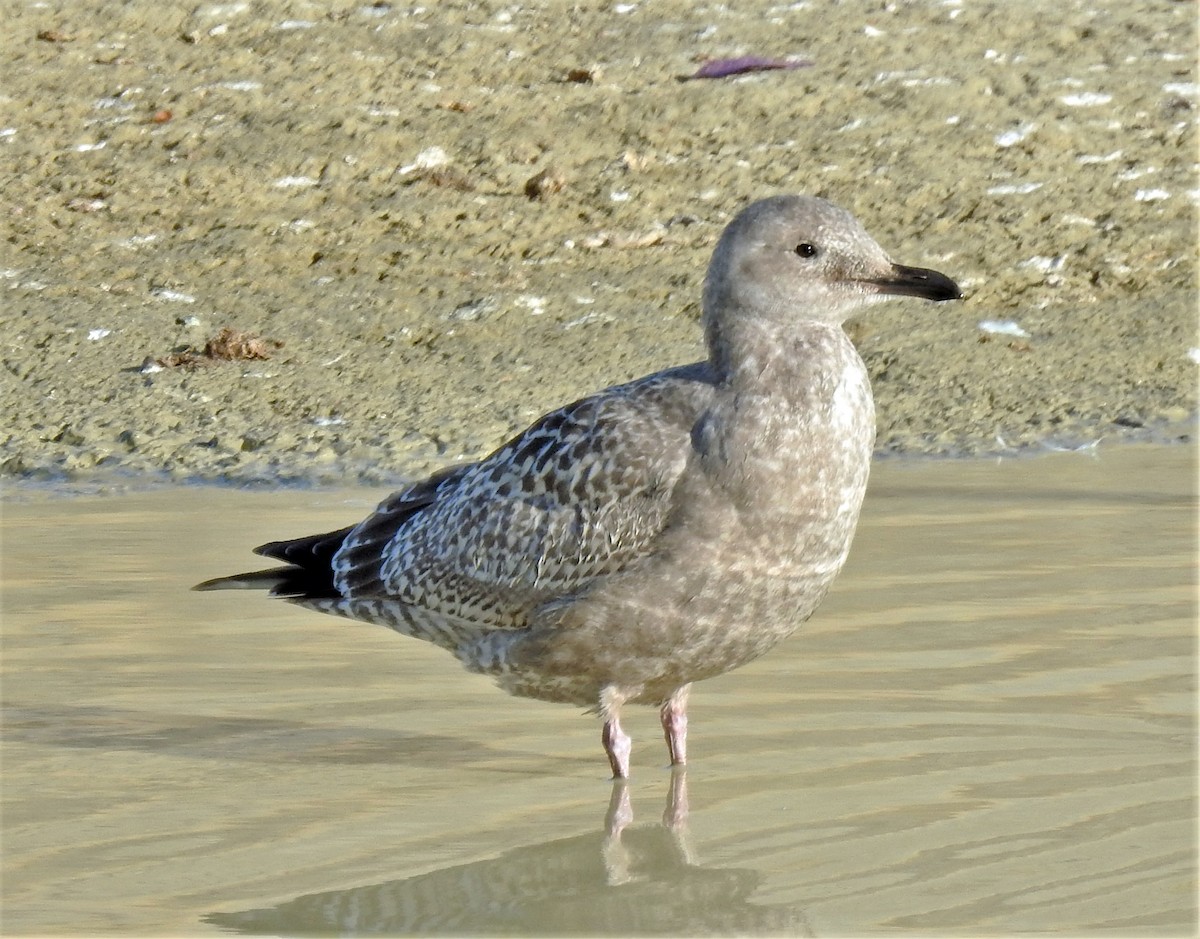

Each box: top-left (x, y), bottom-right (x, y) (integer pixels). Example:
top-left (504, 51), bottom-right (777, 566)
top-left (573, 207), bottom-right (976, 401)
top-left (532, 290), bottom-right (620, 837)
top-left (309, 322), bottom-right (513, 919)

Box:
top-left (328, 364), bottom-right (715, 621)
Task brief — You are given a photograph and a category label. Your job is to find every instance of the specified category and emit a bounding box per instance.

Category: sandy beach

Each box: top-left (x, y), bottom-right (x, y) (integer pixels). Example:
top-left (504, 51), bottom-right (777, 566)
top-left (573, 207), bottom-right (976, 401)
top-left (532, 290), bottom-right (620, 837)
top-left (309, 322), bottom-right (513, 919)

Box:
top-left (2, 0), bottom-right (1196, 486)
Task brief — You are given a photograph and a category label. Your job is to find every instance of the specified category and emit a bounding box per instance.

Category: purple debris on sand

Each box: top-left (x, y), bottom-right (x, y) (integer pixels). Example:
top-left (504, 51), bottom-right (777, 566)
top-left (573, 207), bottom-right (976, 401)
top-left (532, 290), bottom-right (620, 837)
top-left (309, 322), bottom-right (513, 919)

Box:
top-left (684, 56), bottom-right (811, 80)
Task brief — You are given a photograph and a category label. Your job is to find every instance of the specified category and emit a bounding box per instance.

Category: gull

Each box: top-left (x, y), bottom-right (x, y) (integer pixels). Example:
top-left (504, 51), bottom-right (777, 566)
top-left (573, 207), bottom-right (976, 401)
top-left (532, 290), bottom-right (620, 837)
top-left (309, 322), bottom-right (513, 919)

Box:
top-left (196, 194), bottom-right (962, 778)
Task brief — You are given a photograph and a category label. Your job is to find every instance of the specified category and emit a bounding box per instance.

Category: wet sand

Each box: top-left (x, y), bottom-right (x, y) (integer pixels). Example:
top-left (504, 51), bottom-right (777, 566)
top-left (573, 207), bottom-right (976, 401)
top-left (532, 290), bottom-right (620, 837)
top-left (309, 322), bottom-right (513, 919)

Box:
top-left (2, 0), bottom-right (1197, 486)
top-left (2, 443), bottom-right (1195, 935)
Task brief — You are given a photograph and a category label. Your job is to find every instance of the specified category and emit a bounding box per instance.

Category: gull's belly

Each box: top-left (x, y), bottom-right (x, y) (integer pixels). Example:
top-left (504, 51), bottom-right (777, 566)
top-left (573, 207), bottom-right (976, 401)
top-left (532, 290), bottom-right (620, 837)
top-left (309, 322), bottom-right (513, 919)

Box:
top-left (504, 337), bottom-right (877, 706)
top-left (512, 431), bottom-right (872, 703)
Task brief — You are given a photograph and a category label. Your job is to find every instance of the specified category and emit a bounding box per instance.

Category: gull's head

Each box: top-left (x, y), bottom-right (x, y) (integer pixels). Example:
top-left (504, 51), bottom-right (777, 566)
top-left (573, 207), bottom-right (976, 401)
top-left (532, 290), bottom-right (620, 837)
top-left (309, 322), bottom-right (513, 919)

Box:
top-left (702, 195), bottom-right (961, 337)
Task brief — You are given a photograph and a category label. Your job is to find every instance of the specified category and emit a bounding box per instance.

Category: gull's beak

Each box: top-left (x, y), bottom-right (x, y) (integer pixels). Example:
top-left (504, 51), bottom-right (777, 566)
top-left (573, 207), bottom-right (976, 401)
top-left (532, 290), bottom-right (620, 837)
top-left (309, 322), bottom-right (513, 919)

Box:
top-left (868, 263), bottom-right (962, 302)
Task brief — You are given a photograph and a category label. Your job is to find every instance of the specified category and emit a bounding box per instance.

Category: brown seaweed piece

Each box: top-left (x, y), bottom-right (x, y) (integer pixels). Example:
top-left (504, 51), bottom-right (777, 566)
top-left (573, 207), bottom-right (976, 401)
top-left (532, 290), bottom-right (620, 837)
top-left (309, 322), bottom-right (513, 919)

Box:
top-left (157, 328), bottom-right (283, 369)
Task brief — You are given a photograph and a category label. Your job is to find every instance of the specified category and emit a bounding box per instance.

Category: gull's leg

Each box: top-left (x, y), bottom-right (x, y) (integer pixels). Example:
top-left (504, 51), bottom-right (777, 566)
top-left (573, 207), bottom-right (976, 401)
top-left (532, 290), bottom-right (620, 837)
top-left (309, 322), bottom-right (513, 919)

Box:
top-left (660, 684), bottom-right (690, 767)
top-left (600, 686), bottom-right (633, 779)
top-left (602, 716), bottom-right (632, 779)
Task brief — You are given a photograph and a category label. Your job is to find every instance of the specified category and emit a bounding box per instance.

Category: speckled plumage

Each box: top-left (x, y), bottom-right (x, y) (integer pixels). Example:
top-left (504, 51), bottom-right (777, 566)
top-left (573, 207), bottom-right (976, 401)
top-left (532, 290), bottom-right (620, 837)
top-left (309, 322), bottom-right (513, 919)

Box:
top-left (197, 195), bottom-right (961, 777)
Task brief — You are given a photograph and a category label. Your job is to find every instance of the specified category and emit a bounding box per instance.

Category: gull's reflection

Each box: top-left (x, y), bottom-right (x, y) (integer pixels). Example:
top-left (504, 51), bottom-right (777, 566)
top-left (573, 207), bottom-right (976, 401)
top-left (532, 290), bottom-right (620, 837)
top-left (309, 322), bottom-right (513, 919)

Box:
top-left (206, 770), bottom-right (810, 936)
top-left (601, 766), bottom-right (694, 887)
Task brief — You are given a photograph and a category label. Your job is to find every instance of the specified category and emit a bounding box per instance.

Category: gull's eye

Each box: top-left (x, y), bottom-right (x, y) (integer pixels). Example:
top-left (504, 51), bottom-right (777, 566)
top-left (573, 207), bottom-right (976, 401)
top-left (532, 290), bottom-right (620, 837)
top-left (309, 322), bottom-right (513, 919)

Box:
top-left (794, 243), bottom-right (819, 258)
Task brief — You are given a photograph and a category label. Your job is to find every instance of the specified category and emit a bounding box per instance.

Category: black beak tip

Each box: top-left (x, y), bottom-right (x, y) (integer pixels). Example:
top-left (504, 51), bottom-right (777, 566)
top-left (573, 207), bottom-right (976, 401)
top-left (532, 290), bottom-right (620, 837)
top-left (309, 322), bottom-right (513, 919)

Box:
top-left (933, 274), bottom-right (964, 302)
top-left (876, 264), bottom-right (963, 302)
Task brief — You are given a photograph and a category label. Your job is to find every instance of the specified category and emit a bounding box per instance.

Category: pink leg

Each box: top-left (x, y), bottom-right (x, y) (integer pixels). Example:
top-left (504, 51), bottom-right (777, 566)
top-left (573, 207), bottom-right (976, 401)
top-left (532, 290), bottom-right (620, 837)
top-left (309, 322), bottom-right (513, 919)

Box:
top-left (602, 716), bottom-right (632, 779)
top-left (660, 684), bottom-right (690, 766)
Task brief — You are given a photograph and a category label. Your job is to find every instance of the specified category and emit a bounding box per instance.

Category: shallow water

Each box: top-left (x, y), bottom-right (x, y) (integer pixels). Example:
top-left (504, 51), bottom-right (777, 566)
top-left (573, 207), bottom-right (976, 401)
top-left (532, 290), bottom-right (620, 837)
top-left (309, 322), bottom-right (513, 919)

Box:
top-left (1, 444), bottom-right (1195, 936)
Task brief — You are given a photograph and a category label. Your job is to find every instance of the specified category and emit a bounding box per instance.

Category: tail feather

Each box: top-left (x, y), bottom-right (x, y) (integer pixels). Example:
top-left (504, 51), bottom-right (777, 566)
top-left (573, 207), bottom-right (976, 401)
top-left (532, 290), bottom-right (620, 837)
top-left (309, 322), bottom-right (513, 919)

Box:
top-left (194, 466), bottom-right (464, 601)
top-left (194, 525), bottom-right (354, 598)
top-left (193, 567), bottom-right (309, 595)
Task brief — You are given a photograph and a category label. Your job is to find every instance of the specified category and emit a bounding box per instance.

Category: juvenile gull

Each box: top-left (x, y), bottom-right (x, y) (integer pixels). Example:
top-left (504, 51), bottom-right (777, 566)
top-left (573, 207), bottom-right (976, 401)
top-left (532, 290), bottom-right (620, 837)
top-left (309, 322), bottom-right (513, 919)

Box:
top-left (196, 195), bottom-right (961, 778)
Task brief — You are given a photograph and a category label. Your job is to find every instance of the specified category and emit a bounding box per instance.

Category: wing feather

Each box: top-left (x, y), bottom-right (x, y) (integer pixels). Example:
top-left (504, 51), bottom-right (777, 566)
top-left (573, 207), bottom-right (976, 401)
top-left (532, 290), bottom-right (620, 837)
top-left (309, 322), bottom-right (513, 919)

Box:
top-left (330, 363), bottom-right (715, 629)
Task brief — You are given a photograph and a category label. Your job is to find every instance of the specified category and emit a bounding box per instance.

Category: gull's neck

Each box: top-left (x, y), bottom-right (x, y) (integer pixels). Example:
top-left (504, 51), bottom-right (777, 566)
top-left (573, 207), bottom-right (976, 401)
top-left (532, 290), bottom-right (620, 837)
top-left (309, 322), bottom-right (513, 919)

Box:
top-left (707, 307), bottom-right (859, 397)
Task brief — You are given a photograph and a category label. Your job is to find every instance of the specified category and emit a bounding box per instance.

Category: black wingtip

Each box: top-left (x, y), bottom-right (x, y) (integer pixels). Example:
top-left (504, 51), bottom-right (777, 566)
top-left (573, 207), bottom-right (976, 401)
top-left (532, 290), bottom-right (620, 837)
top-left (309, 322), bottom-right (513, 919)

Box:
top-left (253, 525), bottom-right (356, 563)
